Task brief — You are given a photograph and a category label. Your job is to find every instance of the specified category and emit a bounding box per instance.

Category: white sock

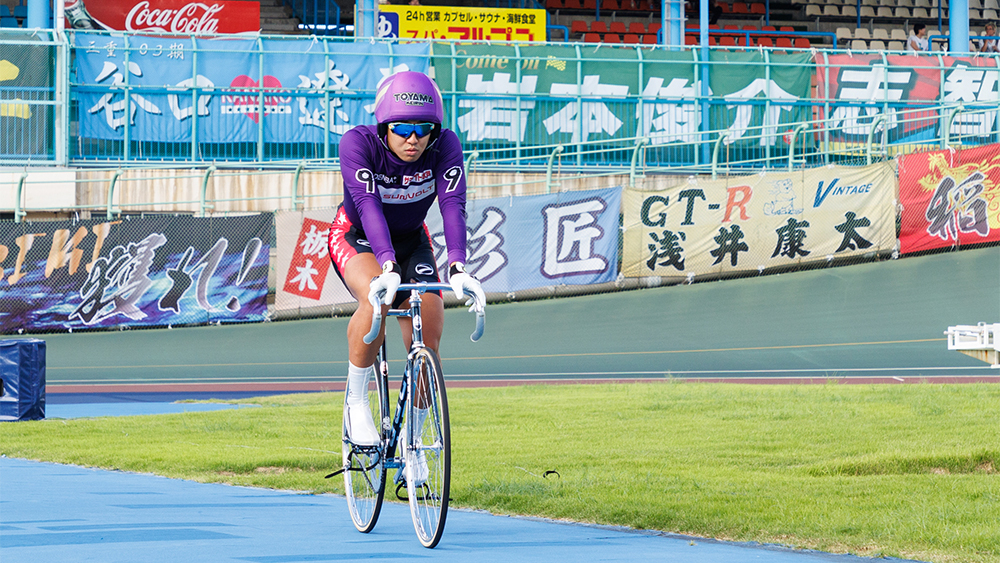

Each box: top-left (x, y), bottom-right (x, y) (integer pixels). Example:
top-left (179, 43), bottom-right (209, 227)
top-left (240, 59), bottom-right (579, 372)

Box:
top-left (347, 362), bottom-right (374, 407)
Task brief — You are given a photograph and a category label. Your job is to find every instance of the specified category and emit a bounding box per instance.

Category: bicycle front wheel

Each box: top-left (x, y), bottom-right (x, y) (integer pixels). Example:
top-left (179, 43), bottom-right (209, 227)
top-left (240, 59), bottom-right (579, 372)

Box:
top-left (343, 358), bottom-right (388, 533)
top-left (404, 347), bottom-right (450, 548)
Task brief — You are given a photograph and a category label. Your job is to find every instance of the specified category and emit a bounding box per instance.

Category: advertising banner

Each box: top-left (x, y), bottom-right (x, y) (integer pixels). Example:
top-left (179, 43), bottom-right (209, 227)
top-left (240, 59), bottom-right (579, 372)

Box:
top-left (425, 187), bottom-right (622, 292)
top-left (378, 5), bottom-right (545, 42)
top-left (622, 162), bottom-right (897, 280)
top-left (898, 143), bottom-right (1000, 254)
top-left (0, 38), bottom-right (55, 159)
top-left (815, 54), bottom-right (998, 146)
top-left (274, 209), bottom-right (352, 314)
top-left (73, 33), bottom-right (431, 143)
top-left (0, 215), bottom-right (270, 333)
top-left (433, 46), bottom-right (812, 148)
top-left (273, 187), bottom-right (621, 312)
top-left (65, 0), bottom-right (260, 34)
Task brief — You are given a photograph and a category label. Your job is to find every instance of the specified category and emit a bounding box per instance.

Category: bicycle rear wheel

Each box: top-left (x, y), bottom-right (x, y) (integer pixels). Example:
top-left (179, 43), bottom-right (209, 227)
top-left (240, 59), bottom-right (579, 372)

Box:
top-left (404, 347), bottom-right (450, 548)
top-left (343, 356), bottom-right (388, 533)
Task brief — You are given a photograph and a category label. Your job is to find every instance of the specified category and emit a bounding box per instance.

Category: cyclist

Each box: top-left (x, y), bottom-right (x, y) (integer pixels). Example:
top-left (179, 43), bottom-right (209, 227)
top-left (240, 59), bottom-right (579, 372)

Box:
top-left (328, 71), bottom-right (485, 482)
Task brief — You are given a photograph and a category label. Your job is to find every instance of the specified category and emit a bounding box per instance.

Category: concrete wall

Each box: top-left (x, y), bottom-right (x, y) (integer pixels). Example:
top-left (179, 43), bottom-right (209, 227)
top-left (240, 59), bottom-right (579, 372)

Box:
top-left (2, 166), bottom-right (691, 219)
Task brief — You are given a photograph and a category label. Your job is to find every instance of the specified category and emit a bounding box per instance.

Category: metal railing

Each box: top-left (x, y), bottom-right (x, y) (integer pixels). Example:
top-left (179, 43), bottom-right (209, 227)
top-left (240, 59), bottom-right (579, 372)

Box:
top-left (3, 30), bottom-right (1000, 172)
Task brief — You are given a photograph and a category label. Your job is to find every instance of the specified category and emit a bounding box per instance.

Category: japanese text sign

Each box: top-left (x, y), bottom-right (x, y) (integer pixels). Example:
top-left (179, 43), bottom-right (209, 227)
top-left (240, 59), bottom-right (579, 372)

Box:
top-left (0, 215), bottom-right (271, 333)
top-left (273, 187), bottom-right (621, 313)
top-left (378, 5), bottom-right (545, 42)
top-left (433, 45), bottom-right (813, 148)
top-left (622, 163), bottom-right (897, 280)
top-left (815, 54), bottom-right (999, 145)
top-left (73, 33), bottom-right (431, 143)
top-left (898, 143), bottom-right (1000, 254)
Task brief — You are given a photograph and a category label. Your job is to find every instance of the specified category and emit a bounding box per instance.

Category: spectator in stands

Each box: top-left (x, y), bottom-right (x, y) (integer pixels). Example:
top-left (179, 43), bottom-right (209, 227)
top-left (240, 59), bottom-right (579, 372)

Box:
top-left (907, 23), bottom-right (928, 52)
top-left (685, 1), bottom-right (722, 25)
top-left (978, 22), bottom-right (999, 53)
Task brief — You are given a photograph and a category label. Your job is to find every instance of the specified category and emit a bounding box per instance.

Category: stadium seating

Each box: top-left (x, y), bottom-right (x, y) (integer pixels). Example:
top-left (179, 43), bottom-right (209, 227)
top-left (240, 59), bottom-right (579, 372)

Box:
top-left (609, 21), bottom-right (627, 35)
top-left (623, 33), bottom-right (641, 44)
top-left (591, 20), bottom-right (608, 34)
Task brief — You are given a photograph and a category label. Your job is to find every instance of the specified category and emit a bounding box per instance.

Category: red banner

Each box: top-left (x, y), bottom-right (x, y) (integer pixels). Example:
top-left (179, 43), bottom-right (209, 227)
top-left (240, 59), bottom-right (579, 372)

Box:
top-left (814, 54), bottom-right (998, 144)
top-left (282, 217), bottom-right (332, 302)
top-left (898, 143), bottom-right (1000, 254)
top-left (65, 0), bottom-right (260, 34)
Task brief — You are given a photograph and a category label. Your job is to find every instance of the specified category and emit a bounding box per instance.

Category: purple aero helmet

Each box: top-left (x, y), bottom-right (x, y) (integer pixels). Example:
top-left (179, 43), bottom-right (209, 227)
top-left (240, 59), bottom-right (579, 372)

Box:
top-left (373, 71), bottom-right (444, 125)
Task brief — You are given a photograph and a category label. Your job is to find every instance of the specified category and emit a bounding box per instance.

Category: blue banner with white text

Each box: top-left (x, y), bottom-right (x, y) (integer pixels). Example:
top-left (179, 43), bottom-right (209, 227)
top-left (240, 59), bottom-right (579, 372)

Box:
top-left (424, 187), bottom-right (622, 292)
top-left (73, 34), bottom-right (431, 143)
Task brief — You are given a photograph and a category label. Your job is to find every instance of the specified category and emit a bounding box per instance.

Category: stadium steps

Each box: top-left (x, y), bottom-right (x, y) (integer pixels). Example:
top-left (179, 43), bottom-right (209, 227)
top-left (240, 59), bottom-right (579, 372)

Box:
top-left (259, 0), bottom-right (305, 35)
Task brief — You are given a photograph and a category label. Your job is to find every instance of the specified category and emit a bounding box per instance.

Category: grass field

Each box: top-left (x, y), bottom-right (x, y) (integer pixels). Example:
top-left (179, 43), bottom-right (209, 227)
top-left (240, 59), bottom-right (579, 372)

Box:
top-left (2, 383), bottom-right (999, 563)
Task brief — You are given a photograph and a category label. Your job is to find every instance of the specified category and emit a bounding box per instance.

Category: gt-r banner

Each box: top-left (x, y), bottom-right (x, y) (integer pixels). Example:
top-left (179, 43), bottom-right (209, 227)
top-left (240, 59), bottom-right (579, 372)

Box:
top-left (65, 0), bottom-right (260, 34)
top-left (898, 143), bottom-right (1000, 254)
top-left (274, 187), bottom-right (622, 312)
top-left (73, 33), bottom-right (431, 144)
top-left (0, 215), bottom-right (270, 333)
top-left (622, 162), bottom-right (897, 281)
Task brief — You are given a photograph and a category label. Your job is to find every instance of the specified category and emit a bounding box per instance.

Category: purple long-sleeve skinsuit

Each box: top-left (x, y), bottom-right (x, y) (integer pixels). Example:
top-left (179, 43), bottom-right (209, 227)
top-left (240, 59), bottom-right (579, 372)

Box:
top-left (338, 125), bottom-right (468, 268)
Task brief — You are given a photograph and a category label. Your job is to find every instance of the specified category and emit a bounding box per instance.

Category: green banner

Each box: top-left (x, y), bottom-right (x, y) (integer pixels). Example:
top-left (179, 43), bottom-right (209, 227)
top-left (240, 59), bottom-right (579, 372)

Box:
top-left (432, 44), bottom-right (812, 153)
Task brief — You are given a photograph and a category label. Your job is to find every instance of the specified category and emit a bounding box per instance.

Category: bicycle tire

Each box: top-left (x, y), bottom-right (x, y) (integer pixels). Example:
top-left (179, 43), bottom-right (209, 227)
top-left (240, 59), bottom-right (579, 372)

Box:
top-left (343, 353), bottom-right (389, 533)
top-left (404, 347), bottom-right (450, 548)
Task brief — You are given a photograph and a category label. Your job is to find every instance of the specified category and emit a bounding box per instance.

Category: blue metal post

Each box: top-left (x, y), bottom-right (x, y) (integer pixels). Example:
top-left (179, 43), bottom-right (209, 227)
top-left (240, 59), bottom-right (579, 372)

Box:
top-left (358, 0), bottom-right (378, 38)
top-left (700, 0), bottom-right (710, 165)
top-left (669, 0), bottom-right (684, 47)
top-left (950, 0), bottom-right (970, 53)
top-left (27, 0), bottom-right (50, 28)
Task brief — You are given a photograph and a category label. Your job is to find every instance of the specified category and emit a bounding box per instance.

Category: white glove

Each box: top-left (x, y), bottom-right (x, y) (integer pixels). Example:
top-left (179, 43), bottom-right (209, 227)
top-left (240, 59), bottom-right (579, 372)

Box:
top-left (368, 261), bottom-right (401, 307)
top-left (449, 263), bottom-right (485, 314)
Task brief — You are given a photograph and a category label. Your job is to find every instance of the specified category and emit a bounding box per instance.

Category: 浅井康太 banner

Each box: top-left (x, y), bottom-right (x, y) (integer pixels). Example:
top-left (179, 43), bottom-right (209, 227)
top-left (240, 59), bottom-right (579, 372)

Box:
top-left (377, 5), bottom-right (546, 42)
top-left (622, 162), bottom-right (897, 281)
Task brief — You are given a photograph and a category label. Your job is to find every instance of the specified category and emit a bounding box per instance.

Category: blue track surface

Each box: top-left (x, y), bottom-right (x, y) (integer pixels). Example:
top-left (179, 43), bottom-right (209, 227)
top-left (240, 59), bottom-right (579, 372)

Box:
top-left (0, 457), bottom-right (923, 563)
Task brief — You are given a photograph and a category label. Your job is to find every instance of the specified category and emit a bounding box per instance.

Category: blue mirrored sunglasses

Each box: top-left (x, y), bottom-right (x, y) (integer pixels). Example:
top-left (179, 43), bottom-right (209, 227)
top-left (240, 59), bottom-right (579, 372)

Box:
top-left (388, 122), bottom-right (435, 138)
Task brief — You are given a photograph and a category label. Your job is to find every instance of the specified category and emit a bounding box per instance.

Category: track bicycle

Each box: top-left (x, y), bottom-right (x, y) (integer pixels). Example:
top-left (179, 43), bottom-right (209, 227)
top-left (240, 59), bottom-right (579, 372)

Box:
top-left (327, 282), bottom-right (485, 548)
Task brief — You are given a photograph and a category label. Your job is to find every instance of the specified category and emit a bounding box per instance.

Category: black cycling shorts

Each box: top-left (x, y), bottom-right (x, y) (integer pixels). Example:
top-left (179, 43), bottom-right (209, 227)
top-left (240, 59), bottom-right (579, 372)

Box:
top-left (328, 206), bottom-right (441, 309)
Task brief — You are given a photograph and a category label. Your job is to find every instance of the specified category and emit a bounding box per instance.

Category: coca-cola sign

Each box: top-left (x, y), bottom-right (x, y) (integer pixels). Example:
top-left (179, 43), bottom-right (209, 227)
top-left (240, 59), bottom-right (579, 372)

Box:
top-left (65, 0), bottom-right (260, 34)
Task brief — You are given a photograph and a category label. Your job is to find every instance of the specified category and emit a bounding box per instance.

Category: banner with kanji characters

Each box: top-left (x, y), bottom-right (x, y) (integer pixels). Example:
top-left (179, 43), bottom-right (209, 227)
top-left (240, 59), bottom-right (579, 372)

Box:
top-left (378, 5), bottom-right (545, 42)
top-left (73, 33), bottom-right (431, 143)
top-left (273, 187), bottom-right (621, 312)
top-left (622, 162), bottom-right (897, 280)
top-left (815, 54), bottom-right (998, 147)
top-left (0, 215), bottom-right (270, 333)
top-left (899, 143), bottom-right (1000, 254)
top-left (274, 209), bottom-right (352, 314)
top-left (424, 187), bottom-right (621, 292)
top-left (433, 45), bottom-right (812, 150)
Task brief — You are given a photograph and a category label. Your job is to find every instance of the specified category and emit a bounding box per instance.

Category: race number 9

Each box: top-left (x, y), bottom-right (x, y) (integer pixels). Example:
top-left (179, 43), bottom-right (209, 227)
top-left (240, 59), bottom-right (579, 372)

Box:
top-left (443, 166), bottom-right (463, 193)
top-left (356, 169), bottom-right (375, 193)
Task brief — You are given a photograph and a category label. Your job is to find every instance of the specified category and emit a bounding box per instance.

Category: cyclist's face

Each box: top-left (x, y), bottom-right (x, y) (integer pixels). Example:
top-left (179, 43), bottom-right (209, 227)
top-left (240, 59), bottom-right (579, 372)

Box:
top-left (387, 121), bottom-right (431, 163)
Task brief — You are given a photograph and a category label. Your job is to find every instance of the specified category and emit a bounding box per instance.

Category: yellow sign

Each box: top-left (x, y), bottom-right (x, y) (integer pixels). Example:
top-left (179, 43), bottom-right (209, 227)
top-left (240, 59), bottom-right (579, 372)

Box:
top-left (378, 5), bottom-right (546, 42)
top-left (0, 60), bottom-right (32, 120)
